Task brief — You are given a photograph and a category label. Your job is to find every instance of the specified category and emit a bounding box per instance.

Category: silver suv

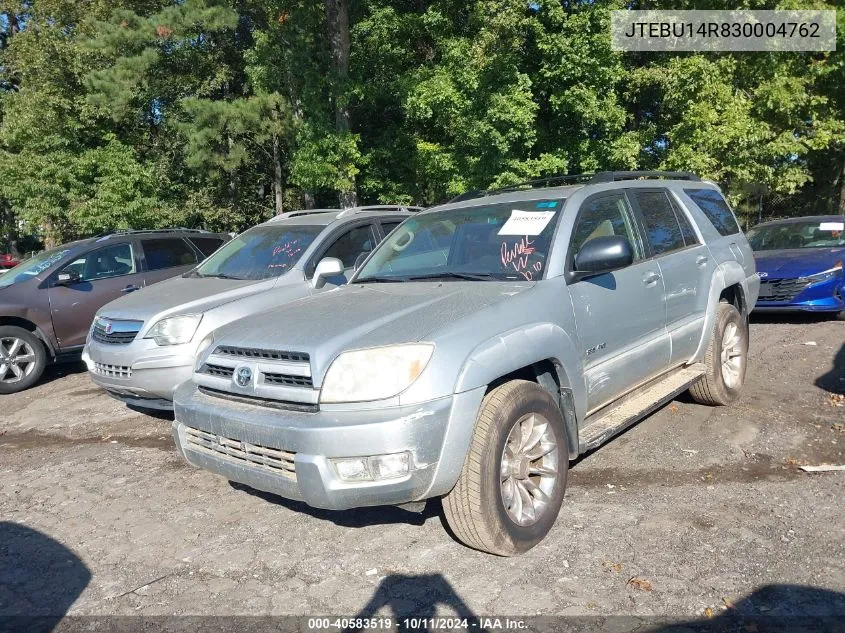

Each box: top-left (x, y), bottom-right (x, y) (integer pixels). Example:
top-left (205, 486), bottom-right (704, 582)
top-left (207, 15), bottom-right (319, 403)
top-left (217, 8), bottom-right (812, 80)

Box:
top-left (83, 206), bottom-right (417, 410)
top-left (172, 172), bottom-right (759, 555)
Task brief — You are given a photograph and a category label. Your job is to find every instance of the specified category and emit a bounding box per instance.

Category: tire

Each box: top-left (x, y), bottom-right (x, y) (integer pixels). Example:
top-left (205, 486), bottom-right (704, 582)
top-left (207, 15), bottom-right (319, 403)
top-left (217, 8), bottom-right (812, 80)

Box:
top-left (0, 326), bottom-right (47, 395)
top-left (689, 302), bottom-right (748, 406)
top-left (442, 380), bottom-right (568, 556)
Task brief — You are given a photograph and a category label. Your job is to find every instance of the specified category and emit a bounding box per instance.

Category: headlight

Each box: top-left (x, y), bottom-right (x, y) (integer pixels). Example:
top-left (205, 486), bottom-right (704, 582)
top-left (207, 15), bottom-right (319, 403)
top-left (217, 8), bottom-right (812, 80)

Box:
top-left (801, 261), bottom-right (842, 285)
top-left (144, 315), bottom-right (202, 346)
top-left (320, 344), bottom-right (434, 403)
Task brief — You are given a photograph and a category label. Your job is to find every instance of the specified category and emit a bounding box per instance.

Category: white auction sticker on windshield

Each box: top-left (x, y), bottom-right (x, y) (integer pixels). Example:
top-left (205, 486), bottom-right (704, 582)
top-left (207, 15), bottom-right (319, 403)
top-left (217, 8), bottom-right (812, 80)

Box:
top-left (819, 222), bottom-right (844, 231)
top-left (498, 210), bottom-right (556, 236)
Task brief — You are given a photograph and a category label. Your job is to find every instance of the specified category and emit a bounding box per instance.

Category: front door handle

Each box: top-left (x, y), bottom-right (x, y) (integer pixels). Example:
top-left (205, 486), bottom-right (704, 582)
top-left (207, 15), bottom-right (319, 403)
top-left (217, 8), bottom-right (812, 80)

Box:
top-left (121, 285), bottom-right (140, 293)
top-left (642, 271), bottom-right (661, 286)
top-left (696, 255), bottom-right (709, 266)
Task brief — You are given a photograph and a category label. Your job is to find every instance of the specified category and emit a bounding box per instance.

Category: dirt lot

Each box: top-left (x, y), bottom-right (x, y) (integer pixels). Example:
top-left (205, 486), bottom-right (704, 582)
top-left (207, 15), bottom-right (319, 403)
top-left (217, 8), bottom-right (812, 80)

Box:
top-left (1, 317), bottom-right (844, 626)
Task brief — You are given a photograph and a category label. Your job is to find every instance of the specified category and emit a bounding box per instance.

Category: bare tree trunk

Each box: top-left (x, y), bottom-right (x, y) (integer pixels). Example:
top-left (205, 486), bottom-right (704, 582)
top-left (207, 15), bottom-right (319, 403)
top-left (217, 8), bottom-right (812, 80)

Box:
top-left (273, 135), bottom-right (284, 215)
top-left (839, 155), bottom-right (845, 215)
top-left (325, 0), bottom-right (357, 208)
top-left (303, 192), bottom-right (316, 209)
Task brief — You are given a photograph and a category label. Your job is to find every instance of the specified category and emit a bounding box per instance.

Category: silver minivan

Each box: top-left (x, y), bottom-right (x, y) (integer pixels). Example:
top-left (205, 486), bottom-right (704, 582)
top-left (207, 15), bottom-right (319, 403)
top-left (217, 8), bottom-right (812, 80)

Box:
top-left (83, 206), bottom-right (417, 409)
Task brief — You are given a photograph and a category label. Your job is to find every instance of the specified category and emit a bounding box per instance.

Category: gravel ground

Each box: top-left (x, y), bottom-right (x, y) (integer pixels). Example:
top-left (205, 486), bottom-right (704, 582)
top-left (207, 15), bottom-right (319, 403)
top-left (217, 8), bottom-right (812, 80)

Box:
top-left (1, 317), bottom-right (843, 627)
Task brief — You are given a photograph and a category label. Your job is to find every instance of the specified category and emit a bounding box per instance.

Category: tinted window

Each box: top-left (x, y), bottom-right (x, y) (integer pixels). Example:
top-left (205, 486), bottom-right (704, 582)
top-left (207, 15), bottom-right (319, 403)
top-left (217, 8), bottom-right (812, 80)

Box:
top-left (380, 221), bottom-right (402, 236)
top-left (323, 225), bottom-right (377, 268)
top-left (571, 194), bottom-right (644, 261)
top-left (64, 243), bottom-right (136, 282)
top-left (142, 238), bottom-right (198, 271)
top-left (189, 237), bottom-right (224, 258)
top-left (673, 201), bottom-right (700, 246)
top-left (685, 188), bottom-right (740, 236)
top-left (633, 191), bottom-right (686, 255)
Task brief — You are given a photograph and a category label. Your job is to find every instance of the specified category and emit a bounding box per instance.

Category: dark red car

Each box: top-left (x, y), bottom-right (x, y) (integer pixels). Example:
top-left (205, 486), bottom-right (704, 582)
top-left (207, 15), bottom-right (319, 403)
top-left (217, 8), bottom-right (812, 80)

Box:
top-left (0, 254), bottom-right (20, 272)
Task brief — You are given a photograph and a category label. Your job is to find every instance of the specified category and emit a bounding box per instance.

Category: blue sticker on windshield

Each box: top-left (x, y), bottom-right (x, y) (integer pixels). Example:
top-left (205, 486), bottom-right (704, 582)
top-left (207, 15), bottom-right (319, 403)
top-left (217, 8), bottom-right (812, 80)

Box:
top-left (535, 201), bottom-right (559, 209)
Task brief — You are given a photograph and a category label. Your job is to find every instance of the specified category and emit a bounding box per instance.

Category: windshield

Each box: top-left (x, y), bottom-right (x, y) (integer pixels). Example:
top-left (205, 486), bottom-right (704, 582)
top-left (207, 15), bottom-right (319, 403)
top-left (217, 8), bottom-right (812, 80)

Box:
top-left (192, 224), bottom-right (325, 280)
top-left (355, 199), bottom-right (564, 282)
top-left (0, 246), bottom-right (73, 289)
top-left (748, 220), bottom-right (845, 251)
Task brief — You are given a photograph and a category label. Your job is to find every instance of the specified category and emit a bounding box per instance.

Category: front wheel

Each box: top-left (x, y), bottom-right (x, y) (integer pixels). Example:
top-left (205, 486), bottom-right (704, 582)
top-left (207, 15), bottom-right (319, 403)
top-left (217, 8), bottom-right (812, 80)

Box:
top-left (0, 326), bottom-right (47, 394)
top-left (689, 302), bottom-right (748, 406)
top-left (442, 380), bottom-right (568, 556)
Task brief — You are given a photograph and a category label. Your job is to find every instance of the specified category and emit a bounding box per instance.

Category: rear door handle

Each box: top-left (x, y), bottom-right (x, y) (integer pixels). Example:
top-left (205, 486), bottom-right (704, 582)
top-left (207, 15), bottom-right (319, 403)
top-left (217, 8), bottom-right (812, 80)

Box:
top-left (121, 285), bottom-right (140, 293)
top-left (642, 271), bottom-right (661, 285)
top-left (696, 255), bottom-right (709, 266)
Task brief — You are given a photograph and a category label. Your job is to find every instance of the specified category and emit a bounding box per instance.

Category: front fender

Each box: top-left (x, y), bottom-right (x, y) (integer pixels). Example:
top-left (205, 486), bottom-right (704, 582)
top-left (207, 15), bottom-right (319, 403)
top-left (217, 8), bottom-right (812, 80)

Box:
top-left (454, 322), bottom-right (585, 458)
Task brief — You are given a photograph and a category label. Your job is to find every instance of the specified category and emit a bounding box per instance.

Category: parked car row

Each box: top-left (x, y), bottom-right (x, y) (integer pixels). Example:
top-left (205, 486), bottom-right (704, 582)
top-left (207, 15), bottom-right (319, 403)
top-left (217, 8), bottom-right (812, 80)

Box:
top-left (2, 173), bottom-right (842, 555)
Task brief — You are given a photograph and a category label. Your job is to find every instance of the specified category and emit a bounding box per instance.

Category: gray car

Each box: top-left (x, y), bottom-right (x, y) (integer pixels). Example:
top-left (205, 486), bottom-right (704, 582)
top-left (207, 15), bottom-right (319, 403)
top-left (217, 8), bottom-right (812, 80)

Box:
top-left (83, 206), bottom-right (417, 410)
top-left (172, 172), bottom-right (759, 555)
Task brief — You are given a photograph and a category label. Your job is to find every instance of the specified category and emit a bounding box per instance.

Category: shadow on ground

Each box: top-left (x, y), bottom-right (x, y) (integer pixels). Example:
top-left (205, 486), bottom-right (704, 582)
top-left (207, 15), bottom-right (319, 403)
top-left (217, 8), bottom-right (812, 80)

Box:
top-left (33, 360), bottom-right (87, 389)
top-left (341, 576), bottom-right (845, 633)
top-left (0, 521), bottom-right (90, 633)
top-left (229, 481), bottom-right (439, 527)
top-left (750, 312), bottom-right (842, 325)
top-left (816, 343), bottom-right (845, 394)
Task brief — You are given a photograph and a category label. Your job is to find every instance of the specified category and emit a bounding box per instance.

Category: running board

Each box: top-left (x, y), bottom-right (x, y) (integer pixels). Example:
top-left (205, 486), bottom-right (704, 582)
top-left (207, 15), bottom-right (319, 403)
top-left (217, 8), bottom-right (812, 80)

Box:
top-left (578, 363), bottom-right (706, 453)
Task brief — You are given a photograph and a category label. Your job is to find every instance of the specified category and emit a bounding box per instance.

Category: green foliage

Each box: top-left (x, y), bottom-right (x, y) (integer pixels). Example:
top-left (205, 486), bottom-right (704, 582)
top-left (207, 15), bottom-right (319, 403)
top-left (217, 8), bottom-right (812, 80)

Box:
top-left (1, 0), bottom-right (843, 243)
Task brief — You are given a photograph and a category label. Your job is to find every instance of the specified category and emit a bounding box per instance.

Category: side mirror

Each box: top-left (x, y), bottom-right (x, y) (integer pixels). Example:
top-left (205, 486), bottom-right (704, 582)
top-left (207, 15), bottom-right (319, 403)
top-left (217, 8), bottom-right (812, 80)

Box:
top-left (56, 270), bottom-right (82, 286)
top-left (353, 252), bottom-right (369, 271)
top-left (312, 257), bottom-right (345, 289)
top-left (573, 235), bottom-right (634, 280)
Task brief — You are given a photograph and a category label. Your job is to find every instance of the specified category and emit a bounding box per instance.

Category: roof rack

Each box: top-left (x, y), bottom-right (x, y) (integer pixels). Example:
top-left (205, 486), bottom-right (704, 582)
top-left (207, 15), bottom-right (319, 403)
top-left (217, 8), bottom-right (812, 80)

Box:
top-left (447, 170), bottom-right (701, 203)
top-left (337, 205), bottom-right (423, 218)
top-left (589, 171), bottom-right (701, 183)
top-left (276, 209), bottom-right (338, 219)
top-left (96, 228), bottom-right (212, 239)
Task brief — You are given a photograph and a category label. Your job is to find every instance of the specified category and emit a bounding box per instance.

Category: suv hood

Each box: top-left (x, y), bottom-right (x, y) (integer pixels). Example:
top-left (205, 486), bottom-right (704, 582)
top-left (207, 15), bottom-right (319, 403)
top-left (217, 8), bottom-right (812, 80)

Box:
top-left (98, 274), bottom-right (275, 323)
top-left (211, 281), bottom-right (532, 380)
top-left (754, 247), bottom-right (844, 278)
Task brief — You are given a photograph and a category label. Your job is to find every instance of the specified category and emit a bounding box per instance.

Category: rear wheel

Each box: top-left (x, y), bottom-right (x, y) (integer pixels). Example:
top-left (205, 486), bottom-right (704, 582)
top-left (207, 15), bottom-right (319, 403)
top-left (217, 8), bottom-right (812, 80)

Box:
top-left (689, 302), bottom-right (748, 406)
top-left (442, 380), bottom-right (568, 556)
top-left (0, 326), bottom-right (47, 394)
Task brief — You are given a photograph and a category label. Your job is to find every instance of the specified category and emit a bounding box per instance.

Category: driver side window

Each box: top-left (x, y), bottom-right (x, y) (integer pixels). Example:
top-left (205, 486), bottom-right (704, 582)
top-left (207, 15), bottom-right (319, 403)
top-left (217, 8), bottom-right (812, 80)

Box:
top-left (63, 243), bottom-right (137, 282)
top-left (571, 194), bottom-right (644, 262)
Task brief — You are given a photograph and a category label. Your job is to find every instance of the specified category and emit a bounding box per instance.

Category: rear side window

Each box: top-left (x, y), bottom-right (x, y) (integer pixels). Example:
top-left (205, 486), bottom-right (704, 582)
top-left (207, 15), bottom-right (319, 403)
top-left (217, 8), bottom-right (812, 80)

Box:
top-left (141, 238), bottom-right (198, 271)
top-left (632, 190), bottom-right (687, 255)
top-left (189, 237), bottom-right (224, 258)
top-left (685, 188), bottom-right (740, 236)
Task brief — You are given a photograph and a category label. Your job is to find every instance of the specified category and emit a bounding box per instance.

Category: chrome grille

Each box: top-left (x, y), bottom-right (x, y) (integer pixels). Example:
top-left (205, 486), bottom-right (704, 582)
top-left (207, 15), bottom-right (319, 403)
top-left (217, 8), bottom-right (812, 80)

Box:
top-left (263, 372), bottom-right (312, 387)
top-left (200, 363), bottom-right (234, 379)
top-left (759, 278), bottom-right (810, 302)
top-left (93, 362), bottom-right (131, 379)
top-left (92, 319), bottom-right (142, 345)
top-left (214, 345), bottom-right (309, 363)
top-left (184, 426), bottom-right (296, 480)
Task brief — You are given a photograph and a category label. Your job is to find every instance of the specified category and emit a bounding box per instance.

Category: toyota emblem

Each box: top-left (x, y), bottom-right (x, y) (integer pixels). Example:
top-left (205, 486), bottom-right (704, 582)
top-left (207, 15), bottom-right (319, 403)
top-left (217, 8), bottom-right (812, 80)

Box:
top-left (235, 366), bottom-right (253, 388)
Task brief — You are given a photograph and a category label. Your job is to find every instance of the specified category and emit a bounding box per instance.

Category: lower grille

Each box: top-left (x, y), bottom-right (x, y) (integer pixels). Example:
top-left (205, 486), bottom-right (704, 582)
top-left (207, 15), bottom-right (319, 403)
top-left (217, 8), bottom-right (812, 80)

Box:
top-left (184, 426), bottom-right (296, 480)
top-left (93, 362), bottom-right (131, 378)
top-left (759, 278), bottom-right (810, 302)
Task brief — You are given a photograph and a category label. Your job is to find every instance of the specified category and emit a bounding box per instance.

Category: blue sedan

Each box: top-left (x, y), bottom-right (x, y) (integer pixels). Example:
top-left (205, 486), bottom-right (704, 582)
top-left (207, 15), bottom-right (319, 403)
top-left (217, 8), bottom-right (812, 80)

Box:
top-left (749, 215), bottom-right (844, 315)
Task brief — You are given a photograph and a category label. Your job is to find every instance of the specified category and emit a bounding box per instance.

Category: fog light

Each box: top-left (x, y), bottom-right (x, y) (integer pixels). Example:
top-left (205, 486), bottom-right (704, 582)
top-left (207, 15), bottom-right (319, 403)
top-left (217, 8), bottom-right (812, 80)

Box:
top-left (331, 452), bottom-right (412, 482)
top-left (333, 457), bottom-right (370, 481)
top-left (370, 452), bottom-right (410, 479)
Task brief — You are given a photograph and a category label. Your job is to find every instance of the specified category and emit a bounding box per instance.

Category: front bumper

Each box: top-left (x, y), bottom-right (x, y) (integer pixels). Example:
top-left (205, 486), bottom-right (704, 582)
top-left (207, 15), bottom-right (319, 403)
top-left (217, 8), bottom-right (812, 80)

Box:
top-left (84, 340), bottom-right (196, 409)
top-left (754, 278), bottom-right (844, 313)
top-left (172, 381), bottom-right (485, 510)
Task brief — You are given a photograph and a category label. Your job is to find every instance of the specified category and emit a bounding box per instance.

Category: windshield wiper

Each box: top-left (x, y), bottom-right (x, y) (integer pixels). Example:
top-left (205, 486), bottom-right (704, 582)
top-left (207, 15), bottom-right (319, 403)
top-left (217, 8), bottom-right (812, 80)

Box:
top-left (355, 275), bottom-right (409, 283)
top-left (404, 272), bottom-right (512, 282)
top-left (192, 272), bottom-right (245, 280)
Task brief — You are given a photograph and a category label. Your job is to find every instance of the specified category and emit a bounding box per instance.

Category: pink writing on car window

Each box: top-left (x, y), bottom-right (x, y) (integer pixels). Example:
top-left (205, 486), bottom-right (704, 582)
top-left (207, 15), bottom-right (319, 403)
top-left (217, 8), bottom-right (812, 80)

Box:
top-left (268, 239), bottom-right (302, 269)
top-left (501, 237), bottom-right (543, 280)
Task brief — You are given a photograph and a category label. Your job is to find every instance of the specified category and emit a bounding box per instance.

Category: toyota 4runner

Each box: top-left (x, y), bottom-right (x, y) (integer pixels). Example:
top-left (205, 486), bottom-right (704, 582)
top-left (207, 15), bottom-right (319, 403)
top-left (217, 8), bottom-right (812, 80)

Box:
top-left (172, 171), bottom-right (759, 555)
